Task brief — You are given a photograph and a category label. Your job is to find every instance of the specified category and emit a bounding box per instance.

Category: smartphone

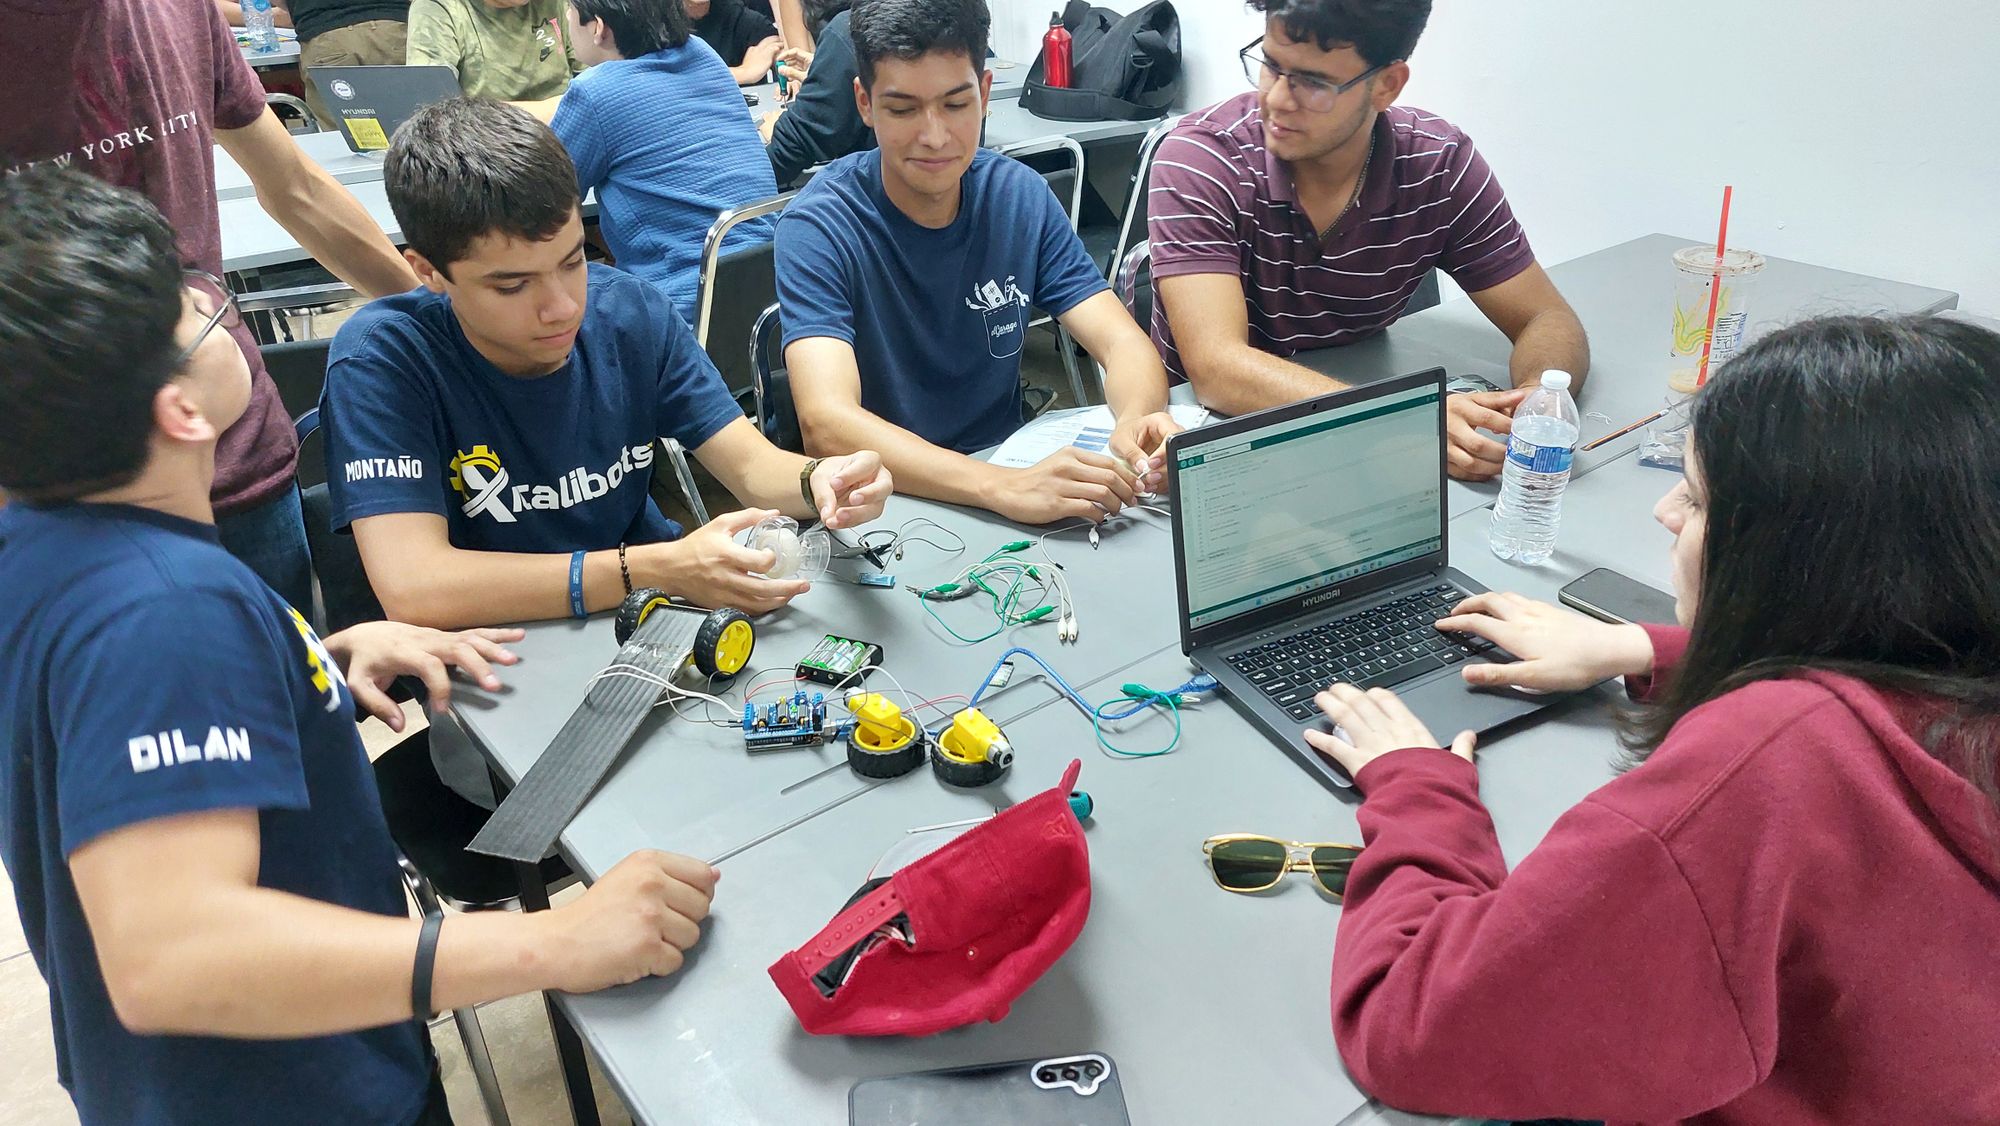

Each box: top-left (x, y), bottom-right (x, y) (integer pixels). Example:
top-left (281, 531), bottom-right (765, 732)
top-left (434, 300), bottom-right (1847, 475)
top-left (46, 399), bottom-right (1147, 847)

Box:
top-left (850, 1053), bottom-right (1130, 1126)
top-left (1558, 568), bottom-right (1677, 626)
top-left (1446, 373), bottom-right (1502, 395)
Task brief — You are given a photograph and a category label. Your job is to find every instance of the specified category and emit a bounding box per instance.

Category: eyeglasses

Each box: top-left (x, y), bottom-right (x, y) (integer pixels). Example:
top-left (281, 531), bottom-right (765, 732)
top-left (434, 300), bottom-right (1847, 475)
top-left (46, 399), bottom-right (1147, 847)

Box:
top-left (175, 270), bottom-right (242, 369)
top-left (1202, 834), bottom-right (1362, 899)
top-left (1239, 38), bottom-right (1389, 114)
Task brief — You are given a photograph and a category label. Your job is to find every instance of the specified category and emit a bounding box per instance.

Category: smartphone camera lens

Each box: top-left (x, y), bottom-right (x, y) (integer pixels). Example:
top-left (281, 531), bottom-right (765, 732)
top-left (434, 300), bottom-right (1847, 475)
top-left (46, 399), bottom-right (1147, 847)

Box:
top-left (1083, 1061), bottom-right (1103, 1077)
top-left (1038, 1068), bottom-right (1057, 1083)
top-left (1061, 1066), bottom-right (1081, 1082)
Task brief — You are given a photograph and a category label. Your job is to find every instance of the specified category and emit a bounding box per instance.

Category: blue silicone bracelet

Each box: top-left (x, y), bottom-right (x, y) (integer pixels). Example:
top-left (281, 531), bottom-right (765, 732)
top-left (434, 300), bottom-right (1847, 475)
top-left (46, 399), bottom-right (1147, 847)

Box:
top-left (569, 550), bottom-right (587, 619)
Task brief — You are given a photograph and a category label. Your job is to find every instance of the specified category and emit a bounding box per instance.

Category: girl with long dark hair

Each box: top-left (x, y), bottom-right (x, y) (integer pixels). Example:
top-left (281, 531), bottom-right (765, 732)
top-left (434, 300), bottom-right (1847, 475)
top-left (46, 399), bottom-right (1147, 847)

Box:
top-left (1307, 314), bottom-right (2000, 1124)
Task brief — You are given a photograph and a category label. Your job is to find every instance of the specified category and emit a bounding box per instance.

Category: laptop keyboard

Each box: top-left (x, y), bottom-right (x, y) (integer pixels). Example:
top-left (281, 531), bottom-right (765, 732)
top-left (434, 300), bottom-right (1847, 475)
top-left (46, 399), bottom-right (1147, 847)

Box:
top-left (1224, 583), bottom-right (1499, 722)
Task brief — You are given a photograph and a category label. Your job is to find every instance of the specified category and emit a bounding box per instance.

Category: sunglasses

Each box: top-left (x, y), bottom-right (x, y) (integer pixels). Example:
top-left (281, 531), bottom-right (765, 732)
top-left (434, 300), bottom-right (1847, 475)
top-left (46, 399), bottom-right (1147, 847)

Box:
top-left (1202, 834), bottom-right (1362, 898)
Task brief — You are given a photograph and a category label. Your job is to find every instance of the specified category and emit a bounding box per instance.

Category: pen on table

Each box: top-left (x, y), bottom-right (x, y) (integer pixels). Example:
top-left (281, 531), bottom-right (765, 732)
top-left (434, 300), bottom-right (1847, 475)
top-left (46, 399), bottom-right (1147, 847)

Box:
top-left (1579, 409), bottom-right (1667, 452)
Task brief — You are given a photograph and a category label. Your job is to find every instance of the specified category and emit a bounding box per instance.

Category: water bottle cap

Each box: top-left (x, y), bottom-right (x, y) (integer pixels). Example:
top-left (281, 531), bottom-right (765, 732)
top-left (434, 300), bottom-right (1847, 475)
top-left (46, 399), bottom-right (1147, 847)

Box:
top-left (1540, 370), bottom-right (1572, 391)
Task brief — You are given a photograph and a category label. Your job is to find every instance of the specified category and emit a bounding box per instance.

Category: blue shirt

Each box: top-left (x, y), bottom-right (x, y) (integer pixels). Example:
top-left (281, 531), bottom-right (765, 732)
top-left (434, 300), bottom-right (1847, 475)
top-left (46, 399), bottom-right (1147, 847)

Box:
top-left (551, 42), bottom-right (779, 317)
top-left (776, 148), bottom-right (1109, 454)
top-left (0, 503), bottom-right (428, 1126)
top-left (323, 263), bottom-right (744, 551)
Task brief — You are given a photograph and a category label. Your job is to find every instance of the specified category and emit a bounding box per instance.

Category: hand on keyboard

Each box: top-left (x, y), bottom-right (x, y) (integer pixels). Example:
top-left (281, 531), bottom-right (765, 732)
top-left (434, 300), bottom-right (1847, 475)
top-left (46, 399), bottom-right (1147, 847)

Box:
top-left (1303, 682), bottom-right (1478, 777)
top-left (1435, 592), bottom-right (1657, 693)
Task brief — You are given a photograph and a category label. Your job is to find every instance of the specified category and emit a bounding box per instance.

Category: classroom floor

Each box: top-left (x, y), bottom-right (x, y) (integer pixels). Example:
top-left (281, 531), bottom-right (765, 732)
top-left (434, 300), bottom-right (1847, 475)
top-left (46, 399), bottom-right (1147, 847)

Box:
top-left (0, 327), bottom-right (1083, 1125)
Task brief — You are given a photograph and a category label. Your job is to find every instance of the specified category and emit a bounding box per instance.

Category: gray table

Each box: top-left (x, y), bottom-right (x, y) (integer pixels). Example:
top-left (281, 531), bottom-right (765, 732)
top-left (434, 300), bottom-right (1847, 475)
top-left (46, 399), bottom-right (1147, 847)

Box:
top-left (1294, 233), bottom-right (1961, 520)
top-left (440, 238), bottom-right (1959, 1124)
top-left (215, 131), bottom-right (383, 202)
top-left (450, 466), bottom-right (1665, 1126)
top-left (240, 32), bottom-right (301, 69)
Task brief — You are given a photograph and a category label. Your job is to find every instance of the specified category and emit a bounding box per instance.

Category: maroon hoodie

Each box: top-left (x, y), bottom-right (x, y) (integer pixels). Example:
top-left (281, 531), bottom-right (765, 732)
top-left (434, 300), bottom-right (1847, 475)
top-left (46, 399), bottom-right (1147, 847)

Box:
top-left (1331, 625), bottom-right (2000, 1124)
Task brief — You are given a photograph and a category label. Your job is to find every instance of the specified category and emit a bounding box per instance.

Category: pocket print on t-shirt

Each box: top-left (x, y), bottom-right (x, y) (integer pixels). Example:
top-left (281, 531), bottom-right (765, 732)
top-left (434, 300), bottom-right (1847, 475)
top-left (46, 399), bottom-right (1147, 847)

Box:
top-left (967, 277), bottom-right (1029, 360)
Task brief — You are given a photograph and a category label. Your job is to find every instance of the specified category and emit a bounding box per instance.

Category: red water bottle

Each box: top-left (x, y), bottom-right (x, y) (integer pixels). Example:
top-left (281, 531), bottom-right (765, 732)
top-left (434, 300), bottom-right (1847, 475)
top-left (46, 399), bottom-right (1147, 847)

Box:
top-left (1042, 12), bottom-right (1073, 89)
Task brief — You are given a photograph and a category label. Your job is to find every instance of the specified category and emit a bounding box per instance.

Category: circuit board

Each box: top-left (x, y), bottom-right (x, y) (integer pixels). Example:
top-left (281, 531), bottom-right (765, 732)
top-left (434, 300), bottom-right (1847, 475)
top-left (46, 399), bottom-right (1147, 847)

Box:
top-left (743, 690), bottom-right (854, 753)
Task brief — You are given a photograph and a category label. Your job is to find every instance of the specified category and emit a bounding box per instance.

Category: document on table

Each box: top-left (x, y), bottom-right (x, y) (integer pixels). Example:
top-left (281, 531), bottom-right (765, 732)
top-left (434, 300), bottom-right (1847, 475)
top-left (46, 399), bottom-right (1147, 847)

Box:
top-left (990, 403), bottom-right (1211, 469)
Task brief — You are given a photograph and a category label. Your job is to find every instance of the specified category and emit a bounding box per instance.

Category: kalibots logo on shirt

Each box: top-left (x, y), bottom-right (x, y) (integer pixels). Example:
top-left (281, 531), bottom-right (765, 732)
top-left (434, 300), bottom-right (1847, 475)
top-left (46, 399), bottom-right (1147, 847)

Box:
top-left (449, 442), bottom-right (654, 523)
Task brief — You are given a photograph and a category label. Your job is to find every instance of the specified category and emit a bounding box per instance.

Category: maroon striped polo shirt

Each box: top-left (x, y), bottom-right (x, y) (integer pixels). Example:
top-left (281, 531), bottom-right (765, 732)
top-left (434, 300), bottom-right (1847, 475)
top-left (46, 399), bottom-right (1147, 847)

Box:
top-left (1147, 95), bottom-right (1536, 382)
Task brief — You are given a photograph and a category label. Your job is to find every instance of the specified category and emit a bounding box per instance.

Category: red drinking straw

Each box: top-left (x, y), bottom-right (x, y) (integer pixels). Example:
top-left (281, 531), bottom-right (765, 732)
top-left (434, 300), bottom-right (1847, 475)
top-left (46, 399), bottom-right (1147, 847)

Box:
top-left (1695, 185), bottom-right (1735, 387)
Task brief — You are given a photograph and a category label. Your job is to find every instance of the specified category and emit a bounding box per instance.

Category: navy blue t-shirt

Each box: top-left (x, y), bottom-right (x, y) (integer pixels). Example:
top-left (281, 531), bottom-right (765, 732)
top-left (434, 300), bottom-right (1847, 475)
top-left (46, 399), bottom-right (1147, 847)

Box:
top-left (776, 148), bottom-right (1109, 454)
top-left (0, 503), bottom-right (428, 1126)
top-left (323, 263), bottom-right (744, 549)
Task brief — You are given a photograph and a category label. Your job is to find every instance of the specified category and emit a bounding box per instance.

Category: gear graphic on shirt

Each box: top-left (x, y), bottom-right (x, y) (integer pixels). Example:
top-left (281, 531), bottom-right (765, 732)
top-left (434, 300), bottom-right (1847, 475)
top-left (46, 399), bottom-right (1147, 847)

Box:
top-left (448, 445), bottom-right (519, 523)
top-left (448, 445), bottom-right (503, 497)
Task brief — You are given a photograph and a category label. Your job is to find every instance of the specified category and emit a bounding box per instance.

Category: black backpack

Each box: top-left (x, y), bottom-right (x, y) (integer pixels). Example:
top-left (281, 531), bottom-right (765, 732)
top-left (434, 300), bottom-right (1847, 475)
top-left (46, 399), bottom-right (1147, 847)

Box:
top-left (1020, 1), bottom-right (1180, 122)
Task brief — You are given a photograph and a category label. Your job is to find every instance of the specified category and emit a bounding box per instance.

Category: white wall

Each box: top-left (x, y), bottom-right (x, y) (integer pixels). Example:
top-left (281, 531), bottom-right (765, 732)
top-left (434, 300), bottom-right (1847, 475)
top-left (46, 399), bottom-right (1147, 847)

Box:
top-left (994, 1), bottom-right (2000, 314)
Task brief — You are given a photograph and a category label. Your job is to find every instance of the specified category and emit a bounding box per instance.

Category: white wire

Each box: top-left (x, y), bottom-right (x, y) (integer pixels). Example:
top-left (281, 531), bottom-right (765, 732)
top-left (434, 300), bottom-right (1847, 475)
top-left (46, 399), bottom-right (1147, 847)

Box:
top-left (828, 663), bottom-right (960, 720)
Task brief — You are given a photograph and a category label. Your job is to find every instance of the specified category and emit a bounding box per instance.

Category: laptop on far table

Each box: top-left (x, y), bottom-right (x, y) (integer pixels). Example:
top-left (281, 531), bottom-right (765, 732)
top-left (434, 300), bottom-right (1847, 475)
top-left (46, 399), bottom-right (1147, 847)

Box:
top-left (1166, 368), bottom-right (1563, 792)
top-left (305, 65), bottom-right (461, 155)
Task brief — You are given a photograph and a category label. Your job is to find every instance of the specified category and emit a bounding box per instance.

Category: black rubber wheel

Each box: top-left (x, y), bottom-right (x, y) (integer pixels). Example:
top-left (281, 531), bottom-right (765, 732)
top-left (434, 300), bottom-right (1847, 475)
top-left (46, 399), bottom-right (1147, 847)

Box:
top-left (930, 743), bottom-right (1008, 788)
top-left (847, 728), bottom-right (926, 779)
top-left (691, 608), bottom-right (755, 680)
top-left (614, 588), bottom-right (673, 646)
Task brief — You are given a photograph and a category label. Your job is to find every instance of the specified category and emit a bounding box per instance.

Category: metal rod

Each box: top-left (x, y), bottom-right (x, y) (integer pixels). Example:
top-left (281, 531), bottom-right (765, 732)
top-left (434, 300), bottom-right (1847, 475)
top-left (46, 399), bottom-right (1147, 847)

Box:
top-left (706, 781), bottom-right (888, 866)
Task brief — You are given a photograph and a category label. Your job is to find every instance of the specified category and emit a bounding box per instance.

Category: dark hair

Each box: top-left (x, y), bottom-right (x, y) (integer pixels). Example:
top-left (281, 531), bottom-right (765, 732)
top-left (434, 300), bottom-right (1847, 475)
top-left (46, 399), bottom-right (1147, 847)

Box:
top-left (0, 167), bottom-right (185, 502)
top-left (1627, 314), bottom-right (2000, 819)
top-left (806, 0), bottom-right (853, 38)
top-left (1250, 0), bottom-right (1431, 67)
top-left (569, 0), bottom-right (688, 56)
top-left (383, 98), bottom-right (580, 279)
top-left (850, 0), bottom-right (989, 91)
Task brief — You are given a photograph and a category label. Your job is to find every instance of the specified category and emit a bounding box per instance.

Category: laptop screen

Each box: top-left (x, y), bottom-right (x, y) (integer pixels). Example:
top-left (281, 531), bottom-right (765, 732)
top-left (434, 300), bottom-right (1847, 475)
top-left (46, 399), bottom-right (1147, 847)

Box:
top-left (1174, 380), bottom-right (1444, 633)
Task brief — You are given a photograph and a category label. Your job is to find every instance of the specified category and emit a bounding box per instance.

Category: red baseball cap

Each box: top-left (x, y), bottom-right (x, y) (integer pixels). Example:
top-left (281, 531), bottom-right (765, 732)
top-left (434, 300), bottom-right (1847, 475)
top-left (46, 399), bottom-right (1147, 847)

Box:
top-left (769, 759), bottom-right (1091, 1036)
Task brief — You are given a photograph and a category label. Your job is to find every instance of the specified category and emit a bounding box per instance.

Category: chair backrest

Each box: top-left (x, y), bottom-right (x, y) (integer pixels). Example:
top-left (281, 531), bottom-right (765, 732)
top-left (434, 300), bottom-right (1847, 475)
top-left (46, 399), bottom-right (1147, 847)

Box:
top-left (262, 337), bottom-right (336, 436)
top-left (749, 301), bottom-right (803, 453)
top-left (692, 192), bottom-right (797, 402)
top-left (1113, 239), bottom-right (1155, 333)
top-left (294, 409), bottom-right (387, 635)
top-left (1110, 115), bottom-right (1184, 293)
top-left (997, 136), bottom-right (1086, 232)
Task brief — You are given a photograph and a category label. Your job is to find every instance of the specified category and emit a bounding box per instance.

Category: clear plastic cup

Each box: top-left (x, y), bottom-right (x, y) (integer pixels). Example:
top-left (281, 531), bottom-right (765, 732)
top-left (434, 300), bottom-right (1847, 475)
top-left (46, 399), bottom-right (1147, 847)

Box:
top-left (1668, 245), bottom-right (1766, 393)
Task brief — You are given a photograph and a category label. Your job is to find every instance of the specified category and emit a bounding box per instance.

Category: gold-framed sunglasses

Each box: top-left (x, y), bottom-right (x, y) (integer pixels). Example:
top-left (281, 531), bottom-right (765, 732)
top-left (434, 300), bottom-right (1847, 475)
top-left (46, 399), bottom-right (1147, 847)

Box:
top-left (1202, 834), bottom-right (1362, 898)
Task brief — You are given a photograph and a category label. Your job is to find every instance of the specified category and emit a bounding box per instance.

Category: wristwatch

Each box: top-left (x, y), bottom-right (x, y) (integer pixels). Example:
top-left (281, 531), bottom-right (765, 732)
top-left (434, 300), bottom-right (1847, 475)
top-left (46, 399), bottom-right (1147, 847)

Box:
top-left (800, 457), bottom-right (823, 512)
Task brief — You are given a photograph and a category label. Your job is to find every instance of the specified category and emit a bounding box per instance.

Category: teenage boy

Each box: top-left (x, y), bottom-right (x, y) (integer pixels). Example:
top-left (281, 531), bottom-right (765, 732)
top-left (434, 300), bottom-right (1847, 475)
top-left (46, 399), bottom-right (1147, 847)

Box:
top-left (407, 0), bottom-right (580, 118)
top-left (685, 0), bottom-right (785, 85)
top-left (0, 166), bottom-right (720, 1126)
top-left (0, 0), bottom-right (419, 611)
top-left (761, 2), bottom-right (867, 187)
top-left (557, 0), bottom-right (781, 316)
top-left (324, 97), bottom-right (891, 630)
top-left (778, 0), bottom-right (1177, 527)
top-left (1149, 0), bottom-right (1589, 481)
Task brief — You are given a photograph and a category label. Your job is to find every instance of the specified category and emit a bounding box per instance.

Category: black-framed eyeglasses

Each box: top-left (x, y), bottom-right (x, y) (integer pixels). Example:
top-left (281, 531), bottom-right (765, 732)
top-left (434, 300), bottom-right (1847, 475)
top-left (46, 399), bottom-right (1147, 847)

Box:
top-left (1239, 38), bottom-right (1389, 114)
top-left (175, 269), bottom-right (241, 369)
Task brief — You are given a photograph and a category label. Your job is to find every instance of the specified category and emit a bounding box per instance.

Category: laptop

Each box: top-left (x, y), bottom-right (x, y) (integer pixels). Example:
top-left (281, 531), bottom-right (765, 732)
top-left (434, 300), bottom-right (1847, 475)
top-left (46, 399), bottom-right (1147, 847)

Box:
top-left (1167, 368), bottom-right (1560, 792)
top-left (306, 65), bottom-right (461, 154)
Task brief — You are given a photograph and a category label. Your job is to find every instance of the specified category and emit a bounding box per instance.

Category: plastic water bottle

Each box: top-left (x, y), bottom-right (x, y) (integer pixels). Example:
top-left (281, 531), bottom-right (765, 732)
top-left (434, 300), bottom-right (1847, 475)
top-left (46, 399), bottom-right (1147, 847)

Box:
top-left (1488, 370), bottom-right (1579, 565)
top-left (246, 0), bottom-right (279, 52)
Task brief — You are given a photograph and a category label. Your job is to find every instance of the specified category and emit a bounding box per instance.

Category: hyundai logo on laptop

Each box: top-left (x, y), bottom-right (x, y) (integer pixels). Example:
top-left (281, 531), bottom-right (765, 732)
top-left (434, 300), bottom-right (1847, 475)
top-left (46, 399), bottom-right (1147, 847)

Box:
top-left (1302, 589), bottom-right (1342, 609)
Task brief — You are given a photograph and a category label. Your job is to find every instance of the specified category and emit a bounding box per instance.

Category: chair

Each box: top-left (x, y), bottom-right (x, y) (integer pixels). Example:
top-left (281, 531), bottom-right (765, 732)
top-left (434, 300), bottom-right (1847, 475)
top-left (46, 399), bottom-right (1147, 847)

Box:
top-left (265, 92), bottom-right (319, 134)
top-left (997, 136), bottom-right (1092, 410)
top-left (1102, 116), bottom-right (1183, 395)
top-left (748, 301), bottom-right (801, 453)
top-left (679, 192), bottom-right (799, 526)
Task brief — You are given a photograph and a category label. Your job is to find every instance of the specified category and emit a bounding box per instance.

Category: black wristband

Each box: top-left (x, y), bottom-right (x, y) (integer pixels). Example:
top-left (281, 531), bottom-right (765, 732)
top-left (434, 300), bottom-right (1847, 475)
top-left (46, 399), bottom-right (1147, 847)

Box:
top-left (412, 910), bottom-right (444, 1020)
top-left (617, 541), bottom-right (633, 595)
